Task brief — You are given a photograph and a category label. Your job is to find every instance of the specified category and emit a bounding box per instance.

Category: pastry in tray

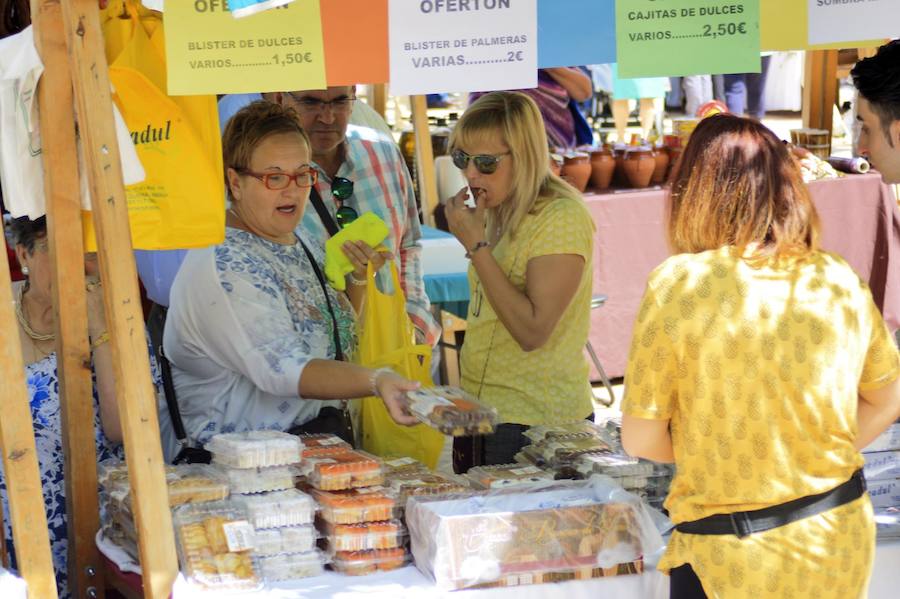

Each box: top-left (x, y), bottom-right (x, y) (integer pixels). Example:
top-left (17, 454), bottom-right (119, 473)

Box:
top-left (382, 456), bottom-right (430, 476)
top-left (299, 449), bottom-right (384, 491)
top-left (235, 489), bottom-right (317, 529)
top-left (101, 462), bottom-right (229, 510)
top-left (330, 547), bottom-right (408, 576)
top-left (386, 471), bottom-right (471, 505)
top-left (299, 433), bottom-right (352, 457)
top-left (322, 519), bottom-right (405, 552)
top-left (310, 486), bottom-right (399, 524)
top-left (206, 430), bottom-right (303, 469)
top-left (405, 386), bottom-right (497, 436)
top-left (465, 464), bottom-right (555, 489)
top-left (258, 550), bottom-right (324, 581)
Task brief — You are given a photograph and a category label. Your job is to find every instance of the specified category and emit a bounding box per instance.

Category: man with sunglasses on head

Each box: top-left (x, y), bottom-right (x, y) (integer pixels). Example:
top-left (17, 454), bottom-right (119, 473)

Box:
top-left (273, 86), bottom-right (440, 347)
top-left (851, 40), bottom-right (900, 184)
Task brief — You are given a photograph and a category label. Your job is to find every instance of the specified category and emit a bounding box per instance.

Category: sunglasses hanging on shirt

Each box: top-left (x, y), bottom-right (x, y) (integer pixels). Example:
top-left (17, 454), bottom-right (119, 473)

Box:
top-left (309, 176), bottom-right (358, 236)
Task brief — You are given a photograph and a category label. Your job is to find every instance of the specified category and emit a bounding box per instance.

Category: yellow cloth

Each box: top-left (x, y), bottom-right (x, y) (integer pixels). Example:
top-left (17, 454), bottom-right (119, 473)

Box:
top-left (460, 194), bottom-right (595, 425)
top-left (623, 247), bottom-right (900, 599)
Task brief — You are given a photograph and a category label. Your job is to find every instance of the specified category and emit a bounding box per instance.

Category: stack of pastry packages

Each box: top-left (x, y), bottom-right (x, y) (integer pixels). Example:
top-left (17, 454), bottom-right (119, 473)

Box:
top-left (406, 477), bottom-right (665, 590)
top-left (207, 431), bottom-right (322, 583)
top-left (863, 421), bottom-right (900, 540)
top-left (297, 434), bottom-right (409, 575)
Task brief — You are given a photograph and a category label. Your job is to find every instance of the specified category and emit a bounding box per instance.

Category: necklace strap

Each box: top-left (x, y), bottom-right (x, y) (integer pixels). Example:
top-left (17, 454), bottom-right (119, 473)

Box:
top-left (15, 285), bottom-right (55, 342)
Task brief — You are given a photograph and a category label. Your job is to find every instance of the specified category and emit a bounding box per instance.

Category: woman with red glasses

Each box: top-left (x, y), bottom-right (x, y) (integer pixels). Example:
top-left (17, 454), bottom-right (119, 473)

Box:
top-left (159, 101), bottom-right (418, 461)
top-left (444, 91), bottom-right (596, 467)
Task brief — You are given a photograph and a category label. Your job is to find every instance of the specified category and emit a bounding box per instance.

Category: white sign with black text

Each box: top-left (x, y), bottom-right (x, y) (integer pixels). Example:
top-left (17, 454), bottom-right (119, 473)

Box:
top-left (388, 0), bottom-right (537, 95)
top-left (807, 0), bottom-right (900, 45)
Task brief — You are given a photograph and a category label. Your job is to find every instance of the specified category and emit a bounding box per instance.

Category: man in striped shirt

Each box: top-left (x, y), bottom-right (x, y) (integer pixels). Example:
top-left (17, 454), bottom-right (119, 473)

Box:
top-left (274, 86), bottom-right (439, 346)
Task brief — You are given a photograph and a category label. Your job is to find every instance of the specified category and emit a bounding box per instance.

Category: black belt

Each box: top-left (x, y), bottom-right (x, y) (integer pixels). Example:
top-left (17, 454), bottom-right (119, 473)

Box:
top-left (675, 469), bottom-right (866, 539)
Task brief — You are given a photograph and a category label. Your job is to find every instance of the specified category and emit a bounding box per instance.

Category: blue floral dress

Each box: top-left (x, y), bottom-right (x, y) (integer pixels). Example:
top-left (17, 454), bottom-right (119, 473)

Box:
top-left (0, 351), bottom-right (158, 598)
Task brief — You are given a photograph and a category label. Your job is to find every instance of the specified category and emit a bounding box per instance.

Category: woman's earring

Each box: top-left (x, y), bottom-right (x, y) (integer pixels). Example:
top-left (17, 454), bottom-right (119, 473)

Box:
top-left (21, 266), bottom-right (29, 276)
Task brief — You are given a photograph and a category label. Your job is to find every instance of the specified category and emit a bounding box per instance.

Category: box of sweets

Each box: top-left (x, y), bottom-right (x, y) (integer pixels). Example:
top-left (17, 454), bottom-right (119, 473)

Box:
top-left (863, 423), bottom-right (900, 453)
top-left (863, 450), bottom-right (900, 481)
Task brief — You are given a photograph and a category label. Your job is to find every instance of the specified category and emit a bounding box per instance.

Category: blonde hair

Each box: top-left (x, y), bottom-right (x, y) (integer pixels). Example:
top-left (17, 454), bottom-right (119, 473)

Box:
top-left (450, 91), bottom-right (581, 242)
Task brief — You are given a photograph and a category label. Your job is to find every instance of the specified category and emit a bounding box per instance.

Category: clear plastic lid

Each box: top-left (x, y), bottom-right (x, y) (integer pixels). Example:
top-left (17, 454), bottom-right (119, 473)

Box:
top-left (329, 547), bottom-right (409, 576)
top-left (101, 461), bottom-right (229, 510)
top-left (252, 525), bottom-right (318, 556)
top-left (311, 486), bottom-right (399, 524)
top-left (465, 464), bottom-right (555, 490)
top-left (206, 430), bottom-right (303, 469)
top-left (523, 421), bottom-right (607, 444)
top-left (385, 471), bottom-right (471, 506)
top-left (299, 433), bottom-right (352, 457)
top-left (383, 456), bottom-right (430, 476)
top-left (216, 464), bottom-right (295, 495)
top-left (538, 435), bottom-right (615, 465)
top-left (235, 489), bottom-right (317, 529)
top-left (172, 502), bottom-right (261, 592)
top-left (404, 386), bottom-right (498, 436)
top-left (299, 449), bottom-right (384, 491)
top-left (257, 550), bottom-right (325, 581)
top-left (322, 519), bottom-right (406, 553)
top-left (572, 453), bottom-right (652, 478)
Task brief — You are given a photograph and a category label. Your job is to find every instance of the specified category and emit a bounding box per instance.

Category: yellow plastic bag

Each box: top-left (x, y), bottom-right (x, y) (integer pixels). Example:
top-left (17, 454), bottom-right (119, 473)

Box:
top-left (358, 262), bottom-right (444, 468)
top-left (84, 2), bottom-right (224, 251)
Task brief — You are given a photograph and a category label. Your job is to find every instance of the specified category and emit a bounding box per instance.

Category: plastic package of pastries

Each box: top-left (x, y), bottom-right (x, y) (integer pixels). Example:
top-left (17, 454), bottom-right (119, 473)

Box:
top-left (257, 550), bottom-right (325, 581)
top-left (299, 449), bottom-right (384, 491)
top-left (206, 430), bottom-right (303, 469)
top-left (405, 478), bottom-right (665, 590)
top-left (321, 519), bottom-right (405, 552)
top-left (523, 421), bottom-right (608, 444)
top-left (299, 433), bottom-right (352, 456)
top-left (404, 386), bottom-right (498, 436)
top-left (382, 456), bottom-right (430, 476)
top-left (100, 461), bottom-right (229, 510)
top-left (311, 486), bottom-right (399, 524)
top-left (465, 464), bottom-right (555, 490)
top-left (329, 547), bottom-right (408, 576)
top-left (172, 501), bottom-right (260, 592)
top-left (537, 434), bottom-right (616, 466)
top-left (235, 489), bottom-right (317, 529)
top-left (252, 525), bottom-right (318, 556)
top-left (385, 471), bottom-right (472, 506)
top-left (217, 464), bottom-right (295, 495)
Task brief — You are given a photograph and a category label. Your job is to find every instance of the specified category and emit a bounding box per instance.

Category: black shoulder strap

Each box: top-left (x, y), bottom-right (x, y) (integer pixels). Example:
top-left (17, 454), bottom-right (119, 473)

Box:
top-left (298, 238), bottom-right (344, 362)
top-left (309, 185), bottom-right (339, 237)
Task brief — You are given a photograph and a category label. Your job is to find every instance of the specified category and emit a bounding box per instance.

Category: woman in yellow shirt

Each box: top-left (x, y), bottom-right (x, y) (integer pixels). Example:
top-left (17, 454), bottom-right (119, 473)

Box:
top-left (444, 91), bottom-right (595, 466)
top-left (622, 114), bottom-right (900, 598)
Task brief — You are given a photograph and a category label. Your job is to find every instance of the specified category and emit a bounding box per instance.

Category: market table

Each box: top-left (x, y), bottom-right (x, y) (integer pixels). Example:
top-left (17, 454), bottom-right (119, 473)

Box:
top-left (586, 173), bottom-right (900, 379)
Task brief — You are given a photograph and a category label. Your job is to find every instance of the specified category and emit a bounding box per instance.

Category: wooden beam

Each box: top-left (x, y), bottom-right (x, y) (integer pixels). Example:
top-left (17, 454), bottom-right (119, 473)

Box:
top-left (802, 49), bottom-right (838, 137)
top-left (59, 2), bottom-right (178, 598)
top-left (0, 234), bottom-right (58, 599)
top-left (411, 95), bottom-right (438, 227)
top-left (29, 1), bottom-right (105, 597)
top-left (372, 84), bottom-right (387, 119)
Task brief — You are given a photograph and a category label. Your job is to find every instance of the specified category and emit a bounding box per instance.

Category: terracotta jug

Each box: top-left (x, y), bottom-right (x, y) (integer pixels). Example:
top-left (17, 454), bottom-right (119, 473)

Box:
top-left (561, 152), bottom-right (591, 192)
top-left (612, 143), bottom-right (628, 187)
top-left (666, 145), bottom-right (683, 181)
top-left (623, 147), bottom-right (655, 188)
top-left (589, 147), bottom-right (615, 190)
top-left (650, 146), bottom-right (670, 185)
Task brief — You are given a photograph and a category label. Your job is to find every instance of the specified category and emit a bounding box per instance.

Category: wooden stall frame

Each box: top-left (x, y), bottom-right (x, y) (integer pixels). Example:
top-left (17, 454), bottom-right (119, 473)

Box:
top-left (802, 49), bottom-right (839, 138)
top-left (411, 95), bottom-right (439, 227)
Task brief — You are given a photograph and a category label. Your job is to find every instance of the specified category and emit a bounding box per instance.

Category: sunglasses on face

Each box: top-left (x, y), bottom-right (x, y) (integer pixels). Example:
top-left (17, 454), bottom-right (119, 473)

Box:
top-left (330, 177), bottom-right (358, 229)
top-left (451, 148), bottom-right (509, 175)
top-left (238, 167), bottom-right (318, 190)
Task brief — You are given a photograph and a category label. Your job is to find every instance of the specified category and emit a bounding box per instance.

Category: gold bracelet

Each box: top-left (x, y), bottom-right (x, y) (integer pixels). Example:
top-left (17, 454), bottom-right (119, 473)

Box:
top-left (348, 273), bottom-right (368, 286)
top-left (90, 331), bottom-right (110, 351)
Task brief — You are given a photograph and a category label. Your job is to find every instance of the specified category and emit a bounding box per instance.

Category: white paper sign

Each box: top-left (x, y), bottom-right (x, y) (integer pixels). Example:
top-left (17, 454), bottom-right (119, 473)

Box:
top-left (807, 0), bottom-right (900, 45)
top-left (388, 0), bottom-right (537, 95)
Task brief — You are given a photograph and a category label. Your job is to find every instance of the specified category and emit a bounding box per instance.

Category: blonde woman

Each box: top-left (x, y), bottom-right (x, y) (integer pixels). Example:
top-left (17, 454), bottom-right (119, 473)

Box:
top-left (444, 91), bottom-right (595, 466)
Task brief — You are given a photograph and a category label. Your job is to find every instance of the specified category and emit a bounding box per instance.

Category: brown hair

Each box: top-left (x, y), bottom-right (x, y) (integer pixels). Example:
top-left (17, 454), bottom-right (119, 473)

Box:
top-left (667, 114), bottom-right (819, 264)
top-left (450, 91), bottom-right (581, 242)
top-left (222, 100), bottom-right (310, 202)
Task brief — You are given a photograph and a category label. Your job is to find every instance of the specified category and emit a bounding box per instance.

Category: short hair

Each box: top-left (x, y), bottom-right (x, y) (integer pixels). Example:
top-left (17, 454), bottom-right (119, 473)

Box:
top-left (668, 114), bottom-right (819, 263)
top-left (450, 91), bottom-right (580, 241)
top-left (8, 216), bottom-right (47, 254)
top-left (851, 41), bottom-right (900, 143)
top-left (221, 101), bottom-right (310, 202)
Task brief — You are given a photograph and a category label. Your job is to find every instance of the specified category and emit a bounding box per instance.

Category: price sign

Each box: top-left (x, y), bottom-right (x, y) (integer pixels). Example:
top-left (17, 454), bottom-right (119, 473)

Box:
top-left (388, 0), bottom-right (537, 95)
top-left (615, 0), bottom-right (760, 78)
top-left (808, 0), bottom-right (900, 46)
top-left (164, 0), bottom-right (327, 95)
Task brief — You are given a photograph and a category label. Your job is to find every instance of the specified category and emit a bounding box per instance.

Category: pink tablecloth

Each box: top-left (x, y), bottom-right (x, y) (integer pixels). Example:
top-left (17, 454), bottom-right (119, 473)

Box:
top-left (586, 173), bottom-right (900, 379)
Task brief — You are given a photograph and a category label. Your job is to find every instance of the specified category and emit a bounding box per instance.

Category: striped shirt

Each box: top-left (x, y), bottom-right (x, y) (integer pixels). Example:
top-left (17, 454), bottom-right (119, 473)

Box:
top-left (300, 125), bottom-right (440, 346)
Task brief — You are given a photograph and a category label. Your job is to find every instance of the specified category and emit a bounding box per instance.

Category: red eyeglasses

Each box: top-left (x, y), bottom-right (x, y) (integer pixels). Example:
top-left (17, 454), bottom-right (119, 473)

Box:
top-left (237, 168), bottom-right (318, 190)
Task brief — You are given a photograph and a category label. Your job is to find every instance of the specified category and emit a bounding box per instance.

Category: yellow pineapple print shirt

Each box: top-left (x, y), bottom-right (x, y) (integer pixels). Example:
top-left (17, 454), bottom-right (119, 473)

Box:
top-left (460, 194), bottom-right (594, 425)
top-left (623, 247), bottom-right (900, 599)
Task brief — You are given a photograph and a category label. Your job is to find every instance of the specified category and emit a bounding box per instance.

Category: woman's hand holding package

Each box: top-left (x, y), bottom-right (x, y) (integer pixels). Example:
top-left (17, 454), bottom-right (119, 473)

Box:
top-left (446, 187), bottom-right (487, 251)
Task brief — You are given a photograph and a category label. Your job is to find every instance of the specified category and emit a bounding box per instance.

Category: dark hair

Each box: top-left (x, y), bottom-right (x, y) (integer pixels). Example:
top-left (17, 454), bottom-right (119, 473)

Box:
top-left (8, 216), bottom-right (47, 254)
top-left (1, 0), bottom-right (29, 39)
top-left (851, 41), bottom-right (900, 143)
top-left (222, 101), bottom-right (310, 202)
top-left (668, 114), bottom-right (819, 263)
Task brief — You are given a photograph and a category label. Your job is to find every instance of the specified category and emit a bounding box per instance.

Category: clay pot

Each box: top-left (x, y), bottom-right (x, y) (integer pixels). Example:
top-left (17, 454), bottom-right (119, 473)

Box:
top-left (650, 147), bottom-right (670, 185)
top-left (666, 145), bottom-right (683, 180)
top-left (561, 152), bottom-right (591, 192)
top-left (612, 144), bottom-right (628, 187)
top-left (623, 148), bottom-right (655, 188)
top-left (549, 152), bottom-right (564, 177)
top-left (589, 147), bottom-right (615, 190)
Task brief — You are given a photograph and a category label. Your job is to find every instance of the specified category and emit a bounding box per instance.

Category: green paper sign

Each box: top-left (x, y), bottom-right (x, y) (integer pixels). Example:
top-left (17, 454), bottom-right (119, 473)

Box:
top-left (616, 0), bottom-right (761, 78)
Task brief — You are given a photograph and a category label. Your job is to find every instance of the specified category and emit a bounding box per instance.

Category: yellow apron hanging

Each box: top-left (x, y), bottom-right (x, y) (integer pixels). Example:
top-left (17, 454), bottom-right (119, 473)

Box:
top-left (357, 261), bottom-right (444, 469)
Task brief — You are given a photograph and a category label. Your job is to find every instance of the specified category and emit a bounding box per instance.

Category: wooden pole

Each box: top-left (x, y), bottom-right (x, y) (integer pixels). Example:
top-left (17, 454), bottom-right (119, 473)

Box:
top-left (59, 1), bottom-right (178, 597)
top-left (0, 239), bottom-right (58, 599)
top-left (802, 49), bottom-right (838, 136)
top-left (372, 84), bottom-right (387, 119)
top-left (411, 95), bottom-right (438, 227)
top-left (29, 1), bottom-right (106, 597)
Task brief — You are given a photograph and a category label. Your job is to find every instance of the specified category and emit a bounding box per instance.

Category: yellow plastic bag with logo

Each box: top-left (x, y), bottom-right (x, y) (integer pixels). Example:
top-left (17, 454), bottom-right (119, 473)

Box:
top-left (357, 261), bottom-right (444, 469)
top-left (83, 1), bottom-right (224, 250)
